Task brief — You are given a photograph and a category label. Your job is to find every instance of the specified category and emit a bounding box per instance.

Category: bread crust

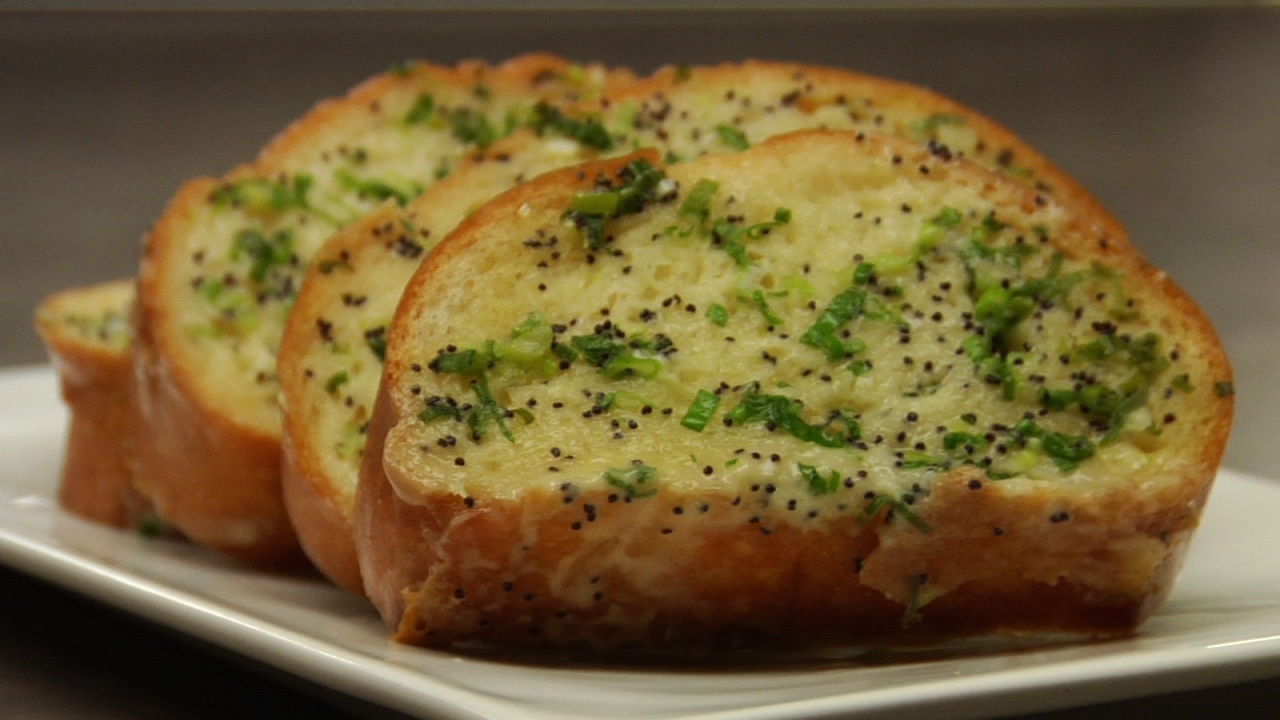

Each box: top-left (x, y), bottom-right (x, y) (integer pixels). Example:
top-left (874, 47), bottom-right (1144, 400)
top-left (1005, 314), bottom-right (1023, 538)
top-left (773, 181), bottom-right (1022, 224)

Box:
top-left (356, 134), bottom-right (1232, 653)
top-left (360, 467), bottom-right (1203, 652)
top-left (34, 280), bottom-right (149, 528)
top-left (133, 55), bottom-right (629, 568)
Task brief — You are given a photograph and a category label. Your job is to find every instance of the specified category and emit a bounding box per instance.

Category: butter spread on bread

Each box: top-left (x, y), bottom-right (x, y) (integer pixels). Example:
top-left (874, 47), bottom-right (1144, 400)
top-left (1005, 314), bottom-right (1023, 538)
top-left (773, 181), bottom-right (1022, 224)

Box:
top-left (132, 55), bottom-right (629, 567)
top-left (356, 132), bottom-right (1232, 652)
top-left (281, 60), bottom-right (1125, 593)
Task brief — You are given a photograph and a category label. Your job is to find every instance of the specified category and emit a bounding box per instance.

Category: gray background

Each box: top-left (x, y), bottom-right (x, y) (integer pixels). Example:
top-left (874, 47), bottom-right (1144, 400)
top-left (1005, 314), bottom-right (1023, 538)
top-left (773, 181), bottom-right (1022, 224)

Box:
top-left (2, 4), bottom-right (1277, 719)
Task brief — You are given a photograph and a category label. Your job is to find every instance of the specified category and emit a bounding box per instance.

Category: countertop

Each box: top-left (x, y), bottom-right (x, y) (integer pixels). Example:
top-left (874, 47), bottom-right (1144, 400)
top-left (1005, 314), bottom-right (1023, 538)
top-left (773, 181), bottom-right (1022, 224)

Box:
top-left (2, 6), bottom-right (1277, 718)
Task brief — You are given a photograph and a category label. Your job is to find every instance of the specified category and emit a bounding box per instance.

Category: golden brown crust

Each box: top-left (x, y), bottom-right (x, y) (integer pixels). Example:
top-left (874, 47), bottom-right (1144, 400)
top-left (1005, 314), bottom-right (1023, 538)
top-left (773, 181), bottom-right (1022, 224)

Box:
top-left (281, 431), bottom-right (362, 589)
top-left (361, 475), bottom-right (1194, 652)
top-left (356, 133), bottom-right (1232, 653)
top-left (34, 280), bottom-right (147, 528)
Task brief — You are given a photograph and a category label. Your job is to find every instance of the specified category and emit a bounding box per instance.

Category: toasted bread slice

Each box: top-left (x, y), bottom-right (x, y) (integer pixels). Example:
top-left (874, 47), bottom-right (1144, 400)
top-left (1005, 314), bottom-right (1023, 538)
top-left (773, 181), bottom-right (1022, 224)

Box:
top-left (132, 54), bottom-right (631, 567)
top-left (34, 280), bottom-right (154, 529)
top-left (281, 60), bottom-right (1126, 593)
top-left (356, 132), bottom-right (1232, 653)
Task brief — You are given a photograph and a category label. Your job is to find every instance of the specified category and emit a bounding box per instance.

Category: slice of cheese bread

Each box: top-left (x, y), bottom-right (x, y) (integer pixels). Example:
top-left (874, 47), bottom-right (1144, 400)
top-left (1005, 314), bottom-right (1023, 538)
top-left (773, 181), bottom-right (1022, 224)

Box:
top-left (280, 61), bottom-right (1125, 594)
top-left (132, 54), bottom-right (631, 567)
top-left (356, 132), bottom-right (1232, 653)
top-left (34, 280), bottom-right (154, 529)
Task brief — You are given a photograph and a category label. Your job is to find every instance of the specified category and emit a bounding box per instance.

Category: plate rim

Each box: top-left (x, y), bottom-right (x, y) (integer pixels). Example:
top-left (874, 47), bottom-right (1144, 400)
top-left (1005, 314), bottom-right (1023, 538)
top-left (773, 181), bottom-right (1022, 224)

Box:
top-left (3, 363), bottom-right (1279, 720)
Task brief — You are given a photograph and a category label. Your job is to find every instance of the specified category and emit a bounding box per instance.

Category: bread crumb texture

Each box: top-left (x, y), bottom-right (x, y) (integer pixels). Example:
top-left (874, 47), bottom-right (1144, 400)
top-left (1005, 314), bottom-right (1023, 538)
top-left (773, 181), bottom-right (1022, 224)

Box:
top-left (369, 132), bottom-right (1231, 652)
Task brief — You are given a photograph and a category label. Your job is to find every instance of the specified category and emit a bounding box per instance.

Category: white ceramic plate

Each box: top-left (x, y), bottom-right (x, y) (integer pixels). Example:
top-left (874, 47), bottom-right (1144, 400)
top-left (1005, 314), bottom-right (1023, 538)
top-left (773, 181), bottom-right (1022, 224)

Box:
top-left (3, 364), bottom-right (1279, 720)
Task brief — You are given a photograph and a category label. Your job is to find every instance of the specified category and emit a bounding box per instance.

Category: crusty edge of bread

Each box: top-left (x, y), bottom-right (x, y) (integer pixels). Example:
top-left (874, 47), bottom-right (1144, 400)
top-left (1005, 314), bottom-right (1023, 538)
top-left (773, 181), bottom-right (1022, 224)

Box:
top-left (355, 135), bottom-right (1232, 652)
top-left (34, 280), bottom-right (147, 528)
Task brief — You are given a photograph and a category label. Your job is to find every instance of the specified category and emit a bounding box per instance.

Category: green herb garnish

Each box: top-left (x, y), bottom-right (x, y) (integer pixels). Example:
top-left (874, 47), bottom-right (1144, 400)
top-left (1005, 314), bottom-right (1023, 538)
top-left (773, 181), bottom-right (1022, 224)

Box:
top-left (210, 173), bottom-right (341, 224)
top-left (910, 112), bottom-right (966, 137)
top-left (706, 302), bottom-right (729, 327)
top-left (230, 227), bottom-right (295, 287)
top-left (564, 158), bottom-right (668, 251)
top-left (445, 107), bottom-right (499, 148)
top-left (324, 371), bottom-right (349, 393)
top-left (364, 326), bottom-right (387, 362)
top-left (418, 397), bottom-right (461, 424)
top-left (403, 92), bottom-right (437, 125)
top-left (714, 123), bottom-right (750, 150)
top-left (465, 374), bottom-right (518, 442)
top-left (334, 169), bottom-right (422, 207)
top-left (797, 463), bottom-right (841, 496)
top-left (604, 463), bottom-right (659, 499)
top-left (725, 386), bottom-right (858, 448)
top-left (801, 286), bottom-right (867, 361)
top-left (680, 389), bottom-right (721, 432)
top-left (1010, 419), bottom-right (1096, 472)
top-left (528, 102), bottom-right (614, 150)
top-left (750, 289), bottom-right (785, 326)
top-left (861, 494), bottom-right (931, 533)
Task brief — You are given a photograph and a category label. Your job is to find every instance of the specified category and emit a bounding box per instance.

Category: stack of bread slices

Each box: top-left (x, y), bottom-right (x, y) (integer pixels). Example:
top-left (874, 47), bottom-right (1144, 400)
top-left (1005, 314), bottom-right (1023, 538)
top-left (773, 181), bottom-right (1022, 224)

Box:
top-left (36, 55), bottom-right (1233, 654)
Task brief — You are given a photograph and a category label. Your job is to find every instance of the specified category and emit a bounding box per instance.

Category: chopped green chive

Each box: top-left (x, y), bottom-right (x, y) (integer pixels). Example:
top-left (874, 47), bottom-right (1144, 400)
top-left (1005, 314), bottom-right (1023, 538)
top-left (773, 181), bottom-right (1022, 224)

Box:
top-left (403, 92), bottom-right (437, 125)
top-left (678, 178), bottom-right (719, 227)
top-left (528, 102), bottom-right (614, 150)
top-left (230, 227), bottom-right (295, 286)
top-left (714, 123), bottom-right (750, 150)
top-left (797, 463), bottom-right (841, 496)
top-left (862, 494), bottom-right (931, 533)
top-left (324, 371), bottom-right (349, 393)
top-left (418, 397), bottom-right (461, 424)
top-left (604, 463), bottom-right (658, 499)
top-left (334, 169), bottom-right (422, 206)
top-left (564, 158), bottom-right (668, 250)
top-left (751, 289), bottom-right (785, 326)
top-left (706, 302), bottom-right (729, 327)
top-left (801, 287), bottom-right (866, 361)
top-left (680, 389), bottom-right (721, 432)
top-left (725, 387), bottom-right (857, 448)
